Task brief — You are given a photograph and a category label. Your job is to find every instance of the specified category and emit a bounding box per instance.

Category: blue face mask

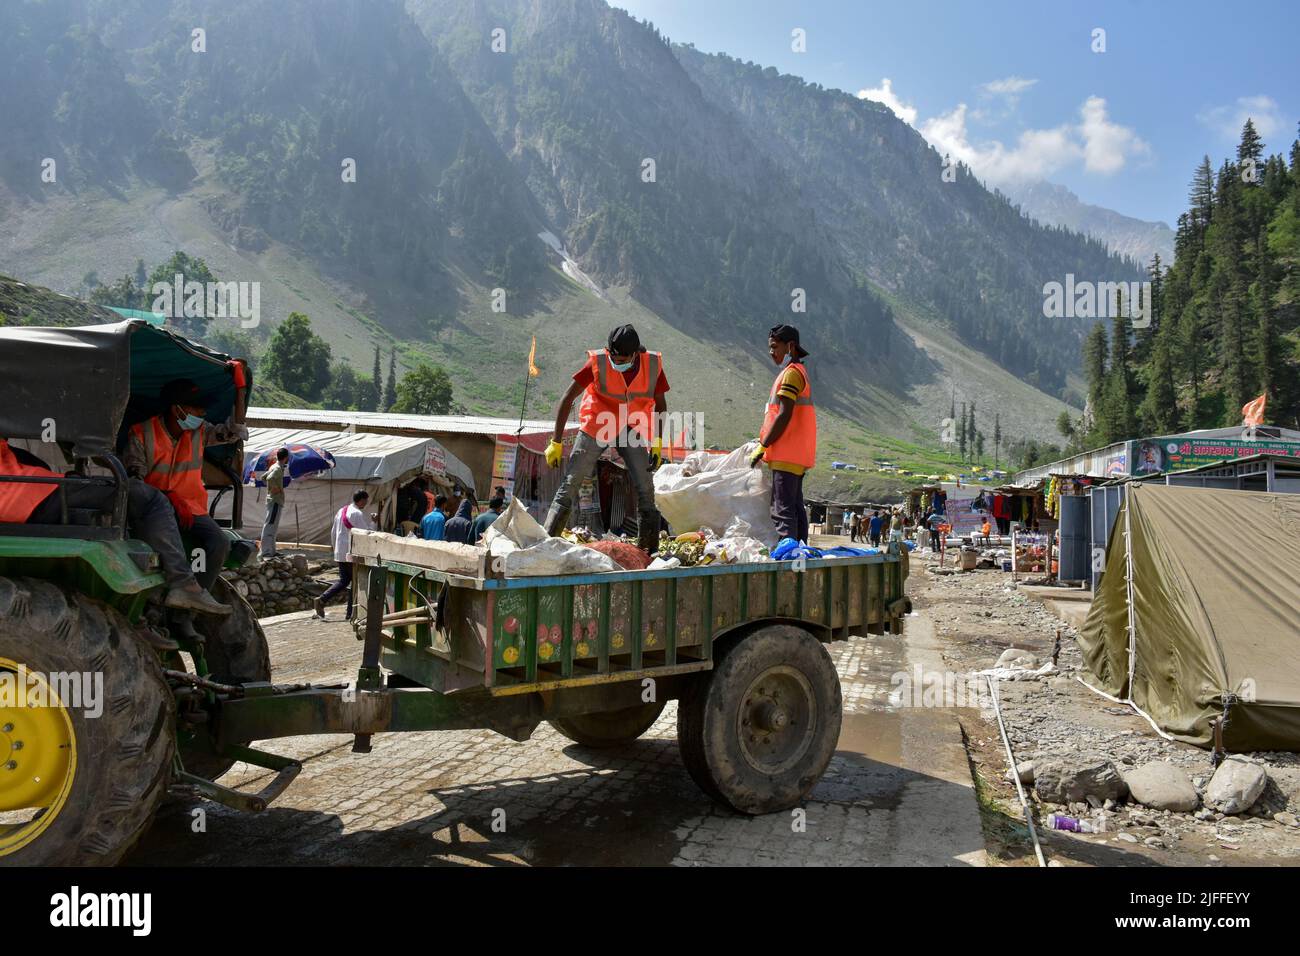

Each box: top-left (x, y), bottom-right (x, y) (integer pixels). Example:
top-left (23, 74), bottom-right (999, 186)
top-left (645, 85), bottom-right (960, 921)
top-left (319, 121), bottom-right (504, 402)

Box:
top-left (608, 355), bottom-right (634, 373)
top-left (177, 412), bottom-right (204, 431)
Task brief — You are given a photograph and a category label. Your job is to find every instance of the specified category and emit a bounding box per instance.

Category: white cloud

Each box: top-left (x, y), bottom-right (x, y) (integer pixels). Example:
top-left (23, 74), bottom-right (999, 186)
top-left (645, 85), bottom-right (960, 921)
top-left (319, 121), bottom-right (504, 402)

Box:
top-left (857, 78), bottom-right (917, 126)
top-left (920, 96), bottom-right (1148, 184)
top-left (981, 76), bottom-right (1037, 97)
top-left (1196, 95), bottom-right (1284, 142)
top-left (1079, 95), bottom-right (1150, 174)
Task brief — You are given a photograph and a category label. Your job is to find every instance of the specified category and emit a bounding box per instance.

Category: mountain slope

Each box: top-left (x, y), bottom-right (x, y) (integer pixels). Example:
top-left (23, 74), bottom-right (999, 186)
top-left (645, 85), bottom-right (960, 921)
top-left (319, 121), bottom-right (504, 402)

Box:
top-left (408, 0), bottom-right (926, 415)
top-left (1002, 179), bottom-right (1174, 266)
top-left (675, 46), bottom-right (1144, 402)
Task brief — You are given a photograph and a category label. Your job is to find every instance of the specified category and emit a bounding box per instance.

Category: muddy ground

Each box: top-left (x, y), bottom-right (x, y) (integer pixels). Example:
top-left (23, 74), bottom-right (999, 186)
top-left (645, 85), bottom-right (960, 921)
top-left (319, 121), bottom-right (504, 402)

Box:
top-left (908, 554), bottom-right (1300, 866)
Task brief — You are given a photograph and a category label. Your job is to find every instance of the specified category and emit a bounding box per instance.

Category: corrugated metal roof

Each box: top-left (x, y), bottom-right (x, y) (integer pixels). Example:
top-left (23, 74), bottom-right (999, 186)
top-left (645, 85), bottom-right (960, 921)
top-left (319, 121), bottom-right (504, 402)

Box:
top-left (247, 406), bottom-right (556, 436)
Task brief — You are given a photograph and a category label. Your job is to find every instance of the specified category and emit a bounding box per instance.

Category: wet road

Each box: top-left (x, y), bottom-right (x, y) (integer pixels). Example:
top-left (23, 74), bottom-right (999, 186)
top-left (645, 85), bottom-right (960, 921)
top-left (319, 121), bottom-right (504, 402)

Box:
top-left (129, 571), bottom-right (986, 866)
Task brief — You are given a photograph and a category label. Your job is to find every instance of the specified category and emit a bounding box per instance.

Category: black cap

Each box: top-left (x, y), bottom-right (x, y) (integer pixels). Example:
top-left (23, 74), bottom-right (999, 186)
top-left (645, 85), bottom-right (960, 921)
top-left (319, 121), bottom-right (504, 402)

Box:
top-left (606, 324), bottom-right (642, 355)
top-left (769, 324), bottom-right (809, 359)
top-left (161, 378), bottom-right (204, 408)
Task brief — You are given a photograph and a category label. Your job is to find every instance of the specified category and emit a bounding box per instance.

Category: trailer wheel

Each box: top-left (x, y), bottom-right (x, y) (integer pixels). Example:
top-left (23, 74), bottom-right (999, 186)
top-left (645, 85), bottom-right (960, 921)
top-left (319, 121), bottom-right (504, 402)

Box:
top-left (0, 577), bottom-right (174, 865)
top-left (549, 701), bottom-right (666, 748)
top-left (676, 625), bottom-right (841, 814)
top-left (181, 576), bottom-right (270, 781)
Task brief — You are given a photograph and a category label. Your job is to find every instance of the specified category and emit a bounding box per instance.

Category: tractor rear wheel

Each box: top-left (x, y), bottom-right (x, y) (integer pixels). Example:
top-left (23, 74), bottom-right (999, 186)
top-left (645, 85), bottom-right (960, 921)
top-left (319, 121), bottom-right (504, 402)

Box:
top-left (180, 575), bottom-right (270, 781)
top-left (549, 701), bottom-right (666, 748)
top-left (676, 625), bottom-right (841, 814)
top-left (0, 576), bottom-right (174, 865)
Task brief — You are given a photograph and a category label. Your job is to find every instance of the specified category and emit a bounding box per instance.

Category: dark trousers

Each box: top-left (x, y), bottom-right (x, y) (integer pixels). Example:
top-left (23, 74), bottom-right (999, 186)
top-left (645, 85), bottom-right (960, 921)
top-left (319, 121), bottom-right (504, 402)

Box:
top-left (320, 562), bottom-right (354, 617)
top-left (30, 478), bottom-right (199, 589)
top-left (770, 470), bottom-right (809, 543)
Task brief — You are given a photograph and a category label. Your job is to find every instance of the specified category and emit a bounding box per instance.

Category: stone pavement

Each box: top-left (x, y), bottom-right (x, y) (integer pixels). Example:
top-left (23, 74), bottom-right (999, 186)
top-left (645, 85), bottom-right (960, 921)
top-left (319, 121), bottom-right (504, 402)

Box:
top-left (129, 603), bottom-right (987, 867)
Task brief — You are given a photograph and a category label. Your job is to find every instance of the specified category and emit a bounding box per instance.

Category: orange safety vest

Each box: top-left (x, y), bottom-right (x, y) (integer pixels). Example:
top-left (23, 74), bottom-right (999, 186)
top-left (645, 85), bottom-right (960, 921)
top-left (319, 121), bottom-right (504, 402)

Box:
top-left (762, 361), bottom-right (816, 470)
top-left (578, 349), bottom-right (661, 444)
top-left (0, 439), bottom-right (60, 523)
top-left (130, 415), bottom-right (208, 514)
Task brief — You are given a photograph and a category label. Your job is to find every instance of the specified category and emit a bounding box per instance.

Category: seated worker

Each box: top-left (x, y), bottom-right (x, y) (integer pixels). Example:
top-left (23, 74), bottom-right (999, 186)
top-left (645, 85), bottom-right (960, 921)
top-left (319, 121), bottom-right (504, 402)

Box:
top-left (978, 517), bottom-right (992, 546)
top-left (0, 438), bottom-right (231, 633)
top-left (124, 378), bottom-right (248, 595)
top-left (418, 494), bottom-right (449, 540)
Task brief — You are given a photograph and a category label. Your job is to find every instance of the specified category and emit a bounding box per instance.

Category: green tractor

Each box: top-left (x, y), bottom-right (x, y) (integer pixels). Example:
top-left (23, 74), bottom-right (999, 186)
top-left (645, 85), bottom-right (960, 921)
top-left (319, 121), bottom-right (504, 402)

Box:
top-left (0, 319), bottom-right (271, 865)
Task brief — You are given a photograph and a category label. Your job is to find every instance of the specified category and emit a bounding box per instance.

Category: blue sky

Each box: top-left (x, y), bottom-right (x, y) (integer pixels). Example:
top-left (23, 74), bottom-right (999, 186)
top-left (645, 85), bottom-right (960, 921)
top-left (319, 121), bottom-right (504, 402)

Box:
top-left (614, 0), bottom-right (1298, 226)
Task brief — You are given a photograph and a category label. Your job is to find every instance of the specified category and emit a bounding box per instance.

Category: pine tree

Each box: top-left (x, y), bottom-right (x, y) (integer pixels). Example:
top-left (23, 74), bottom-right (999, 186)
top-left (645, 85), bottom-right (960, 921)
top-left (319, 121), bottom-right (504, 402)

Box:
top-left (1188, 155), bottom-right (1215, 236)
top-left (369, 346), bottom-right (382, 412)
top-left (383, 350), bottom-right (398, 411)
top-left (1237, 118), bottom-right (1264, 166)
top-left (957, 401), bottom-right (967, 459)
top-left (993, 413), bottom-right (1001, 469)
top-left (967, 402), bottom-right (976, 462)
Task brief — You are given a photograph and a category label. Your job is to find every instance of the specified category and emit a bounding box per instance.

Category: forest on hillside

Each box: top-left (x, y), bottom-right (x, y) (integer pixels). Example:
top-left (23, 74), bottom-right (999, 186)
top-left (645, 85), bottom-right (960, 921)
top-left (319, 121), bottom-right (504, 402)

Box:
top-left (1021, 120), bottom-right (1300, 468)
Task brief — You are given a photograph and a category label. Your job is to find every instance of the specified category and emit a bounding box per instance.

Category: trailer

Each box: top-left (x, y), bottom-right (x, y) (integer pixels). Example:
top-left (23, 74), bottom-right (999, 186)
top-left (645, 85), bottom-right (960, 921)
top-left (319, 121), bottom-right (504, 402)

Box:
top-left (200, 542), bottom-right (911, 819)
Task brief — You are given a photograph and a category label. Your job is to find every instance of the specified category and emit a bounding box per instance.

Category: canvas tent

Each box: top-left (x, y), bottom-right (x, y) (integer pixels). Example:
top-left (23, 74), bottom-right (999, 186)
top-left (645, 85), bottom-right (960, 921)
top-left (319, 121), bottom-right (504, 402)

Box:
top-left (211, 426), bottom-right (474, 545)
top-left (1079, 483), bottom-right (1300, 750)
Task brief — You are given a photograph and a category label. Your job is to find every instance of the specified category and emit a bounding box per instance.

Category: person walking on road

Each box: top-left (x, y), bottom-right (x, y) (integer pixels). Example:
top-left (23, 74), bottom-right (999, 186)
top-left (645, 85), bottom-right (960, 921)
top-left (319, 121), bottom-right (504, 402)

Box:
top-left (260, 447), bottom-right (289, 557)
top-left (315, 490), bottom-right (375, 621)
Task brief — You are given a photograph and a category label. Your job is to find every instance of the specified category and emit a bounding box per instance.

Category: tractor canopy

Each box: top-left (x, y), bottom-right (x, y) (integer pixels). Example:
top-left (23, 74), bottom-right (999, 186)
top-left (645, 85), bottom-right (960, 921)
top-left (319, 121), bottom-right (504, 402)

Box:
top-left (0, 320), bottom-right (238, 458)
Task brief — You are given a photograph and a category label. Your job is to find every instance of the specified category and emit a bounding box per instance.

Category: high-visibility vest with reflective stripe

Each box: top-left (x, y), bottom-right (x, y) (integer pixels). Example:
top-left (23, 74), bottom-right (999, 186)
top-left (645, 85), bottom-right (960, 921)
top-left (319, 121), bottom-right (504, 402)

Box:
top-left (130, 415), bottom-right (208, 514)
top-left (762, 361), bottom-right (816, 470)
top-left (578, 349), bottom-right (661, 443)
top-left (0, 439), bottom-right (59, 523)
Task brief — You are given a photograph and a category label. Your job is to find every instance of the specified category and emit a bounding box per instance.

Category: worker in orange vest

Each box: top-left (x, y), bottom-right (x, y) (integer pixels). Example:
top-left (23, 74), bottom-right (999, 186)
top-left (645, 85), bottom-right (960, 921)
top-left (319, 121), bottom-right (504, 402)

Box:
top-left (0, 438), bottom-right (231, 634)
top-left (750, 325), bottom-right (816, 543)
top-left (124, 376), bottom-right (248, 594)
top-left (542, 324), bottom-right (667, 553)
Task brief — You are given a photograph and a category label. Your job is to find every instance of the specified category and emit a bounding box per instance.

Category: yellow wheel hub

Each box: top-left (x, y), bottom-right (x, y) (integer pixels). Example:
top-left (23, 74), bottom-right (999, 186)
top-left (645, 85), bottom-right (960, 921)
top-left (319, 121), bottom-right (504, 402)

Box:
top-left (0, 659), bottom-right (77, 857)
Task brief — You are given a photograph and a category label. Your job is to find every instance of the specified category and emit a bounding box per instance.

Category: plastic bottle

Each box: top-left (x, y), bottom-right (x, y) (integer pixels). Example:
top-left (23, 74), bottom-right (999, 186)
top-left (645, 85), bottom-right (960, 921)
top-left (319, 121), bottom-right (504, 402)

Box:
top-left (1047, 813), bottom-right (1096, 833)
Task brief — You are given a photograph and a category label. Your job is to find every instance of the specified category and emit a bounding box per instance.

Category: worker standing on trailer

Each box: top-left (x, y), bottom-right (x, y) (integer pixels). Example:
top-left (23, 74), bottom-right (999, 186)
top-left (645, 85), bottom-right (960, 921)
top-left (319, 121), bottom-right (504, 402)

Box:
top-left (542, 324), bottom-right (667, 553)
top-left (750, 325), bottom-right (816, 544)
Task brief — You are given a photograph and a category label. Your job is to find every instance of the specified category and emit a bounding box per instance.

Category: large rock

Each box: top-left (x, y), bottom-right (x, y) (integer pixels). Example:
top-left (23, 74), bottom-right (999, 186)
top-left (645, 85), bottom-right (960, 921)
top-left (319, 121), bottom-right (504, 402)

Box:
top-left (1033, 756), bottom-right (1128, 804)
top-left (1204, 757), bottom-right (1267, 815)
top-left (1123, 762), bottom-right (1199, 812)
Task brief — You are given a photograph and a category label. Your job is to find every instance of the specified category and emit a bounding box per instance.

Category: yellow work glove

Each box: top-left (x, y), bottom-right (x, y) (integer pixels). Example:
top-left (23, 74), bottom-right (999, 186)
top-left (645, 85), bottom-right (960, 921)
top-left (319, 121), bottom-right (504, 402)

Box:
top-left (545, 438), bottom-right (564, 469)
top-left (748, 443), bottom-right (766, 469)
top-left (649, 437), bottom-right (663, 471)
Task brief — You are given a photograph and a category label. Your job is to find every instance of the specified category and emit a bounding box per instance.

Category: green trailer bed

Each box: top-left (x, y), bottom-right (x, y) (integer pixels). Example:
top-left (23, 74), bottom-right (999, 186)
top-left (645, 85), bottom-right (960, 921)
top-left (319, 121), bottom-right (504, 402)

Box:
top-left (355, 550), bottom-right (911, 697)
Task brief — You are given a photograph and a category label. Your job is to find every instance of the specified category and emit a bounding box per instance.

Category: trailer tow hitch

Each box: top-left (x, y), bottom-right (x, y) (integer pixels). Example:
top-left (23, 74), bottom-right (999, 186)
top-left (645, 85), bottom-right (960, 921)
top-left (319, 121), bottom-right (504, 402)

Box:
top-left (172, 743), bottom-right (302, 813)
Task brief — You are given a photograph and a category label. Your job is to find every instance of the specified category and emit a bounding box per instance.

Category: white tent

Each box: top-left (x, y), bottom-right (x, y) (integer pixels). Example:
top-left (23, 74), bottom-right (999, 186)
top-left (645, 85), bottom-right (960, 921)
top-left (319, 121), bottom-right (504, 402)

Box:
top-left (211, 426), bottom-right (474, 545)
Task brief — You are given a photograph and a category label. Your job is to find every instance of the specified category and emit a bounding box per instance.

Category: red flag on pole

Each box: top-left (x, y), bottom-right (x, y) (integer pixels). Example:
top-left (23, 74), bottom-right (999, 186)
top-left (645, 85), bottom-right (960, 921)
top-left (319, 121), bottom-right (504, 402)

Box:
top-left (1242, 393), bottom-right (1267, 427)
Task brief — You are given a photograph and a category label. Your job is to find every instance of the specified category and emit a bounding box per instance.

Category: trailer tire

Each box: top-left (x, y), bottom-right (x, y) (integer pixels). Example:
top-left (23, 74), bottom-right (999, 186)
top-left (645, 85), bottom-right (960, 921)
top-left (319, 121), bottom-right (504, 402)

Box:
top-left (180, 575), bottom-right (270, 781)
top-left (676, 625), bottom-right (841, 814)
top-left (550, 701), bottom-right (666, 748)
top-left (0, 577), bottom-right (174, 866)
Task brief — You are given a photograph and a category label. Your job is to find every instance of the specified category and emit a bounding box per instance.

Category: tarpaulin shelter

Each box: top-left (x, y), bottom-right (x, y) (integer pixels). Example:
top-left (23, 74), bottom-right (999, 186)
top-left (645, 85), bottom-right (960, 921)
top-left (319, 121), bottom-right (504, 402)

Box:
top-left (212, 426), bottom-right (474, 545)
top-left (1079, 483), bottom-right (1300, 750)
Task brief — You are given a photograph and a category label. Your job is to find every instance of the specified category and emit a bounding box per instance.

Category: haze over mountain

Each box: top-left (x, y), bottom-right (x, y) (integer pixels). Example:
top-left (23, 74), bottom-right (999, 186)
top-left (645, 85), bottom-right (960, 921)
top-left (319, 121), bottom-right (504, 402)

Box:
top-left (1000, 179), bottom-right (1175, 267)
top-left (0, 0), bottom-right (1151, 467)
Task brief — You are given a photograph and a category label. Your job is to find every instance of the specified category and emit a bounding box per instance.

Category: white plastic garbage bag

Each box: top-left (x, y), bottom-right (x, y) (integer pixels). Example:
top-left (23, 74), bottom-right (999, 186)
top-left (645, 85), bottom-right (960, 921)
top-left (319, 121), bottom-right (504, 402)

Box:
top-left (654, 443), bottom-right (776, 542)
top-left (483, 499), bottom-right (620, 576)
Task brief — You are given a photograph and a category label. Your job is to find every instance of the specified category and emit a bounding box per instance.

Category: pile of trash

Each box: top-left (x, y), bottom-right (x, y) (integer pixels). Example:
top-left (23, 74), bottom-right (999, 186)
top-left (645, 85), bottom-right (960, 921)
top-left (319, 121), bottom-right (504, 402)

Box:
top-left (649, 518), bottom-right (771, 569)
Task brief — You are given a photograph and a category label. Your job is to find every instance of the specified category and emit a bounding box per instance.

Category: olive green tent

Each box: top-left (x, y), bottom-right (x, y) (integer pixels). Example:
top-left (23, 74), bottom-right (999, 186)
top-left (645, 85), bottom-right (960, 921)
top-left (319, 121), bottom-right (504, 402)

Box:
top-left (1079, 483), bottom-right (1300, 750)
